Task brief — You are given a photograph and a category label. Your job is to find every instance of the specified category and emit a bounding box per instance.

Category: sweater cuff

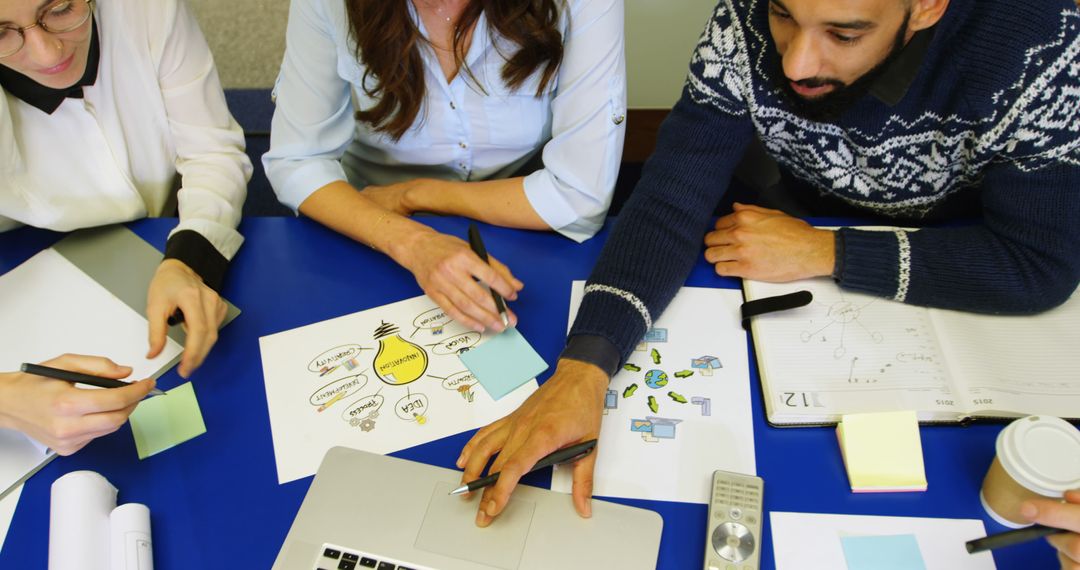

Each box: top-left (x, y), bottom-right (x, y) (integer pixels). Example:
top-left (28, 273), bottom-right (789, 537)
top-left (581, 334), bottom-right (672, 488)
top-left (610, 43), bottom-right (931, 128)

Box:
top-left (835, 227), bottom-right (905, 301)
top-left (831, 229), bottom-right (846, 280)
top-left (164, 230), bottom-right (229, 293)
top-left (559, 335), bottom-right (621, 379)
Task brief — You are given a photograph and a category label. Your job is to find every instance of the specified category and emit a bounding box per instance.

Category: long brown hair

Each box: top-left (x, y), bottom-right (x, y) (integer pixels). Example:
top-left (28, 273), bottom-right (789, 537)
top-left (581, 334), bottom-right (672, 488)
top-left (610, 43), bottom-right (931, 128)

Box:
top-left (346, 0), bottom-right (564, 140)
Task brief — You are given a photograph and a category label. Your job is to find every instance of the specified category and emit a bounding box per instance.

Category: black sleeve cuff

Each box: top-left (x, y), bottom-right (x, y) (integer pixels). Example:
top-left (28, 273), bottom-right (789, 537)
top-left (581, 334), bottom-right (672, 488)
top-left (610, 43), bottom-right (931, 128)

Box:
top-left (559, 334), bottom-right (621, 379)
top-left (163, 230), bottom-right (229, 292)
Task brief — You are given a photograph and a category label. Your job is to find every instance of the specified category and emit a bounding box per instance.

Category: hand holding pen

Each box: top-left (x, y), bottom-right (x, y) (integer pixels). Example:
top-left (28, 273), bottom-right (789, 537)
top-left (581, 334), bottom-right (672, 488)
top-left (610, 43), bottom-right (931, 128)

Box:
top-left (1, 355), bottom-right (157, 455)
top-left (451, 439), bottom-right (598, 496)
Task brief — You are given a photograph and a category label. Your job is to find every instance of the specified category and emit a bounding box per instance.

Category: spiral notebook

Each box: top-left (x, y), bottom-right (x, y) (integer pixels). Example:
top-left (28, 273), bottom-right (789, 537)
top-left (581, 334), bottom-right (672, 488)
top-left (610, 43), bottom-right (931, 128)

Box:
top-left (743, 277), bottom-right (1080, 426)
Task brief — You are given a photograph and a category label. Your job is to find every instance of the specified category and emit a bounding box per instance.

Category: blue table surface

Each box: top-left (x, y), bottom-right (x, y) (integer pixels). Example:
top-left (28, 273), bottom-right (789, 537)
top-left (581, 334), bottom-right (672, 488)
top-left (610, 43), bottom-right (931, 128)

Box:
top-left (0, 217), bottom-right (1053, 570)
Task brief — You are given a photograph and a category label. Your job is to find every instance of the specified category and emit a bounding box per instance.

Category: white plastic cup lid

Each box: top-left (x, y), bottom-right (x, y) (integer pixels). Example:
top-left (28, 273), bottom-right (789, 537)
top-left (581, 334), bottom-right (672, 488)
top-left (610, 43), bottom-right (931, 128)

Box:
top-left (996, 415), bottom-right (1080, 498)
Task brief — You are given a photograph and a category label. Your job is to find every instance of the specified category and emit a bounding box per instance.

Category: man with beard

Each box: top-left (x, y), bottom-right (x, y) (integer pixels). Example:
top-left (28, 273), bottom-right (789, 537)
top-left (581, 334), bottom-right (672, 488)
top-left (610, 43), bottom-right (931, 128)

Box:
top-left (456, 0), bottom-right (1080, 533)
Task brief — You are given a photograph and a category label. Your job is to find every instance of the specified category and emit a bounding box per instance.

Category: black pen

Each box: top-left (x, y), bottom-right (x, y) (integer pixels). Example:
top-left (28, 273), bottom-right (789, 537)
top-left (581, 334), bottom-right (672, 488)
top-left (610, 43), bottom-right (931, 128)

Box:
top-left (965, 524), bottom-right (1064, 554)
top-left (21, 363), bottom-right (166, 397)
top-left (449, 439), bottom-right (598, 495)
top-left (167, 309), bottom-right (185, 326)
top-left (467, 223), bottom-right (510, 328)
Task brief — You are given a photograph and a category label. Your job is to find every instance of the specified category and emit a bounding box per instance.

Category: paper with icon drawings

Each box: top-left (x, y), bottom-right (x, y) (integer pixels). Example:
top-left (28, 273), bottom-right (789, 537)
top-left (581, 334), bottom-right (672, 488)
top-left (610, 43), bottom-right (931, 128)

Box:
top-left (551, 283), bottom-right (756, 504)
top-left (259, 294), bottom-right (537, 484)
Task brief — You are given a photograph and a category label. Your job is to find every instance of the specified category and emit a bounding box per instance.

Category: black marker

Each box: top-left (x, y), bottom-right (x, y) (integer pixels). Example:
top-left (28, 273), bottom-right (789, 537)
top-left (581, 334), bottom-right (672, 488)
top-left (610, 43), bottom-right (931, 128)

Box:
top-left (21, 363), bottom-right (166, 397)
top-left (965, 524), bottom-right (1064, 554)
top-left (467, 223), bottom-right (510, 328)
top-left (167, 309), bottom-right (184, 326)
top-left (450, 439), bottom-right (598, 496)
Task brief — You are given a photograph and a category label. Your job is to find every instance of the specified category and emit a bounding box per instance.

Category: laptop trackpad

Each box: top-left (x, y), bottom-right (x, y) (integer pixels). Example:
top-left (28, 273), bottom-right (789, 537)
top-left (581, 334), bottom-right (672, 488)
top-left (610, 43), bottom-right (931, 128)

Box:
top-left (415, 482), bottom-right (535, 569)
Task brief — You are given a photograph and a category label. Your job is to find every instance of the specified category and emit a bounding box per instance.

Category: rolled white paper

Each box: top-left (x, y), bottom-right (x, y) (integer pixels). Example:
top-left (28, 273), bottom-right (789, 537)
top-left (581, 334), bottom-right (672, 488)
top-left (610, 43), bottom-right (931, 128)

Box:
top-left (109, 503), bottom-right (153, 570)
top-left (49, 471), bottom-right (117, 570)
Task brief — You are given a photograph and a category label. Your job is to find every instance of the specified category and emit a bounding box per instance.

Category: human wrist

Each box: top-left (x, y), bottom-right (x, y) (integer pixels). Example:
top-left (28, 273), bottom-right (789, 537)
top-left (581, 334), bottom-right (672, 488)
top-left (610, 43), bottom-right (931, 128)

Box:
top-left (811, 229), bottom-right (837, 277)
top-left (0, 372), bottom-right (18, 431)
top-left (554, 358), bottom-right (610, 396)
top-left (383, 219), bottom-right (436, 267)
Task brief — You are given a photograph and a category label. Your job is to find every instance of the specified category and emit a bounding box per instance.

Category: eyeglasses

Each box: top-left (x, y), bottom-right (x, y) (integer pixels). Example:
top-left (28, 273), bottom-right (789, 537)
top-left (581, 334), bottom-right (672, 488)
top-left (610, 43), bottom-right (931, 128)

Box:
top-left (0, 0), bottom-right (93, 59)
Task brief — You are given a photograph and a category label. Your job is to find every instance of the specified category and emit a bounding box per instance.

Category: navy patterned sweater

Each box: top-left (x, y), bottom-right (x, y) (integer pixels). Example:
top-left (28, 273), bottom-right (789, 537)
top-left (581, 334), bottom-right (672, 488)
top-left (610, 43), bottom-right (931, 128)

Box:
top-left (567, 0), bottom-right (1080, 368)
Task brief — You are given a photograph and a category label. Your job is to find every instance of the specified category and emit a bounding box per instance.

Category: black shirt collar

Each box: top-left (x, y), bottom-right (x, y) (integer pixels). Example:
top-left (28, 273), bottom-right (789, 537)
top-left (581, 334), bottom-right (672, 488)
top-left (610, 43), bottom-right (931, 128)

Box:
top-left (869, 26), bottom-right (935, 106)
top-left (0, 19), bottom-right (100, 114)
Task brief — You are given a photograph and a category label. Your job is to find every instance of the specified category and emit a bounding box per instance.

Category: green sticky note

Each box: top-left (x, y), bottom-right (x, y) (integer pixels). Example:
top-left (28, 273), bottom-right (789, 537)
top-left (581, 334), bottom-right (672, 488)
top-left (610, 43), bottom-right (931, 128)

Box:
top-left (841, 534), bottom-right (927, 570)
top-left (460, 327), bottom-right (547, 400)
top-left (129, 382), bottom-right (207, 459)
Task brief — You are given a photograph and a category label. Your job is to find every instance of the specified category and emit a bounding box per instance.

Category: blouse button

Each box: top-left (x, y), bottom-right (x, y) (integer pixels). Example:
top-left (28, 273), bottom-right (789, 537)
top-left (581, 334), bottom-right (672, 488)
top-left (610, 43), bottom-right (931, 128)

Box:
top-left (612, 113), bottom-right (626, 125)
top-left (459, 142), bottom-right (468, 149)
top-left (450, 101), bottom-right (457, 110)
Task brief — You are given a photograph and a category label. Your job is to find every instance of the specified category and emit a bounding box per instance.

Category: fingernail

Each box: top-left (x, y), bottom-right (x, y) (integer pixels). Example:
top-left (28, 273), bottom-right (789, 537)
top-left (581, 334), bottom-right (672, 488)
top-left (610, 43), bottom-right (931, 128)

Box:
top-left (485, 500), bottom-right (497, 517)
top-left (475, 510), bottom-right (489, 526)
top-left (583, 501), bottom-right (592, 518)
top-left (455, 454), bottom-right (465, 468)
top-left (1021, 502), bottom-right (1038, 520)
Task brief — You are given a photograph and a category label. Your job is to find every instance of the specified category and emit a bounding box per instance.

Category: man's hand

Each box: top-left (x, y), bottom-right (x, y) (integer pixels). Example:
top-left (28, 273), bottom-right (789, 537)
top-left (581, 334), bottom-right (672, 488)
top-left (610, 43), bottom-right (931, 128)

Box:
top-left (704, 203), bottom-right (835, 281)
top-left (1022, 489), bottom-right (1080, 570)
top-left (0, 354), bottom-right (155, 455)
top-left (396, 228), bottom-right (522, 333)
top-left (457, 359), bottom-right (609, 527)
top-left (146, 259), bottom-right (227, 378)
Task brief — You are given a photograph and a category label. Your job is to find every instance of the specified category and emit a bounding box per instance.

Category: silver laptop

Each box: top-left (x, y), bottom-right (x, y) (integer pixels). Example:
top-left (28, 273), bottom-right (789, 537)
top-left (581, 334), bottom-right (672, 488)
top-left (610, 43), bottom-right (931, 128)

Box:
top-left (274, 446), bottom-right (663, 570)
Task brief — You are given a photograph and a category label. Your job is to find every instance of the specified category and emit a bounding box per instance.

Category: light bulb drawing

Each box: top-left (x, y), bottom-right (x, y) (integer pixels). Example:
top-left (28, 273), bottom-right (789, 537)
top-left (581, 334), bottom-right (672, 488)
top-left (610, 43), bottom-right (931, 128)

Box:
top-left (372, 321), bottom-right (429, 386)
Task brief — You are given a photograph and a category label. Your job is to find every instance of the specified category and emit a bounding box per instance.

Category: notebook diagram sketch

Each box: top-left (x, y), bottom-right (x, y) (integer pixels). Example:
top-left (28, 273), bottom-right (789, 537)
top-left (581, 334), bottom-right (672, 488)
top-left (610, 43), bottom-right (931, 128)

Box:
top-left (744, 276), bottom-right (1080, 426)
top-left (551, 283), bottom-right (755, 504)
top-left (259, 295), bottom-right (538, 484)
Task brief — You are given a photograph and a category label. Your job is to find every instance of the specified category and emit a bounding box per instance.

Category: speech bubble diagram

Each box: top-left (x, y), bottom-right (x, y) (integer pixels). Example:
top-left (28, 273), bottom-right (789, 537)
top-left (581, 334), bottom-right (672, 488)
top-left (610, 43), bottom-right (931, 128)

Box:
top-left (395, 393), bottom-right (430, 421)
top-left (412, 308), bottom-right (453, 331)
top-left (441, 370), bottom-right (478, 391)
top-left (308, 344), bottom-right (364, 373)
top-left (341, 394), bottom-right (384, 421)
top-left (309, 374), bottom-right (368, 406)
top-left (430, 332), bottom-right (481, 356)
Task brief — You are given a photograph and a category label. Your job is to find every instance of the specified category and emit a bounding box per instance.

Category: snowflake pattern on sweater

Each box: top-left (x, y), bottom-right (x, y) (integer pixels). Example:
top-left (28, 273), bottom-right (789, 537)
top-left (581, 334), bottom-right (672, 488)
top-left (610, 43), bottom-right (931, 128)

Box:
top-left (687, 0), bottom-right (1080, 216)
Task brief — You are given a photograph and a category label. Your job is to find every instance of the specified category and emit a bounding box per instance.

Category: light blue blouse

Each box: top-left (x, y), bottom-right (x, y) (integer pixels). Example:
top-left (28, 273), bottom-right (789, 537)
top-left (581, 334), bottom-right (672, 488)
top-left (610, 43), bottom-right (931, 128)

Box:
top-left (263, 0), bottom-right (626, 242)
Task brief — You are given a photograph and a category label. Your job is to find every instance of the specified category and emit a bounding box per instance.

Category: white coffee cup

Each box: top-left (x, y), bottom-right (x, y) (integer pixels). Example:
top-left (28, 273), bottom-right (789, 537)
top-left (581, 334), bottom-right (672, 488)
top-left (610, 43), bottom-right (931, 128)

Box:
top-left (980, 415), bottom-right (1080, 528)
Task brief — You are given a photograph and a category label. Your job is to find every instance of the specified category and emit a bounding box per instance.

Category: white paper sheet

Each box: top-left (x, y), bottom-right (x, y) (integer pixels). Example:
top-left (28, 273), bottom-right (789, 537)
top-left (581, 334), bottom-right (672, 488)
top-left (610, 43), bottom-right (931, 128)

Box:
top-left (49, 471), bottom-right (117, 570)
top-left (259, 295), bottom-right (538, 484)
top-left (551, 284), bottom-right (756, 504)
top-left (1, 428), bottom-right (53, 499)
top-left (0, 249), bottom-right (183, 382)
top-left (770, 511), bottom-right (995, 570)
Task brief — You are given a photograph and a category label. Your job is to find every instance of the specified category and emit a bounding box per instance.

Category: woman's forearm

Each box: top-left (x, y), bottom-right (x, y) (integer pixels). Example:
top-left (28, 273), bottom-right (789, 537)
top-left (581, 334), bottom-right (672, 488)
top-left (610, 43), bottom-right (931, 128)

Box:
top-left (404, 177), bottom-right (550, 230)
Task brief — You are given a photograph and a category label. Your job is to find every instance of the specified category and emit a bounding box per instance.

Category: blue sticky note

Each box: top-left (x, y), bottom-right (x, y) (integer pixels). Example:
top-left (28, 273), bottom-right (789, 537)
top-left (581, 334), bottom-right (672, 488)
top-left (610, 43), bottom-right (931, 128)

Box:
top-left (840, 534), bottom-right (927, 570)
top-left (459, 327), bottom-right (547, 400)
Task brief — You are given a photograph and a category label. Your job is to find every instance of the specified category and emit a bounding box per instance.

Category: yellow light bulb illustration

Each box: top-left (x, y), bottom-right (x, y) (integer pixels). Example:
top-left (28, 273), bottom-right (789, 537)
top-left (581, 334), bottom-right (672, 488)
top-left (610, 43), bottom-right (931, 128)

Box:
top-left (372, 321), bottom-right (429, 386)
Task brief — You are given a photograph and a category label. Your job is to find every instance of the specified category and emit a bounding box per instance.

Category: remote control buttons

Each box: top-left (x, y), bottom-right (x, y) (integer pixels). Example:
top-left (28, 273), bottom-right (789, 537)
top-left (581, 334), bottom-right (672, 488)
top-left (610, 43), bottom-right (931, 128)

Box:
top-left (711, 522), bottom-right (756, 562)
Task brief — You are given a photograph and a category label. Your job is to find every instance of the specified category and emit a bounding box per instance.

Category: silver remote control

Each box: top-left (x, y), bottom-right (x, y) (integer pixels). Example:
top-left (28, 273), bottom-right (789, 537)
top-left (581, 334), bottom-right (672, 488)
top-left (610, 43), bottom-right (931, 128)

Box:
top-left (703, 469), bottom-right (764, 570)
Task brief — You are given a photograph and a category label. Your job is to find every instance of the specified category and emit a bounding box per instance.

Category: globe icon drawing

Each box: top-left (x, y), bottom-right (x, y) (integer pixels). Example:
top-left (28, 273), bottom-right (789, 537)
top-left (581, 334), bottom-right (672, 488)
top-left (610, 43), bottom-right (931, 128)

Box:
top-left (644, 369), bottom-right (669, 389)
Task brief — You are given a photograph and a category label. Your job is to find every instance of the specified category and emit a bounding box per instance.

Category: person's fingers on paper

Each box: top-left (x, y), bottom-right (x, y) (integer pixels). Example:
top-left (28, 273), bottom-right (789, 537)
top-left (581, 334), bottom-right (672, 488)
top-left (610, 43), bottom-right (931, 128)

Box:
top-left (433, 275), bottom-right (499, 332)
top-left (427, 290), bottom-right (485, 334)
top-left (570, 446), bottom-right (598, 518)
top-left (60, 378), bottom-right (156, 416)
top-left (80, 402), bottom-right (142, 439)
top-left (487, 255), bottom-right (522, 299)
top-left (175, 288), bottom-right (218, 378)
top-left (46, 354), bottom-right (132, 380)
top-left (145, 295), bottom-right (170, 360)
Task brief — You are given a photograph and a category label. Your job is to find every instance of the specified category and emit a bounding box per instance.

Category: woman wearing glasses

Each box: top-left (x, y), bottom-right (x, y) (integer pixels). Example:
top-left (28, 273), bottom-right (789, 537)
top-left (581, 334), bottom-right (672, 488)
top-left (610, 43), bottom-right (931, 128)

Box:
top-left (0, 0), bottom-right (250, 454)
top-left (264, 0), bottom-right (625, 333)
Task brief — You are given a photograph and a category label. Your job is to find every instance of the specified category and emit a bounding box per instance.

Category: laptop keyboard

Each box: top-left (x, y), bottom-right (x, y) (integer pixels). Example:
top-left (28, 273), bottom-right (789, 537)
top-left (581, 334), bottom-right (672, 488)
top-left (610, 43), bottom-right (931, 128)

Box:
top-left (314, 544), bottom-right (427, 570)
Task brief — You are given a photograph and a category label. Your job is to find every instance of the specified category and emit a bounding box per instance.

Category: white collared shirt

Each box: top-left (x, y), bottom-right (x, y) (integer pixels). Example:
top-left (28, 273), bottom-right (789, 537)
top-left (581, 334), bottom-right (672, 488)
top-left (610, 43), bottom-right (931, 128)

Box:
top-left (0, 0), bottom-right (251, 259)
top-left (264, 0), bottom-right (626, 242)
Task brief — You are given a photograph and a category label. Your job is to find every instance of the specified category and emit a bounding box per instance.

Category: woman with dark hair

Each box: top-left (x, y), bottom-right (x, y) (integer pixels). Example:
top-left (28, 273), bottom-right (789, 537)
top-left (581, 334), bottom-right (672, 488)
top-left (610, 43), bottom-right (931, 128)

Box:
top-left (264, 0), bottom-right (625, 332)
top-left (0, 0), bottom-right (250, 454)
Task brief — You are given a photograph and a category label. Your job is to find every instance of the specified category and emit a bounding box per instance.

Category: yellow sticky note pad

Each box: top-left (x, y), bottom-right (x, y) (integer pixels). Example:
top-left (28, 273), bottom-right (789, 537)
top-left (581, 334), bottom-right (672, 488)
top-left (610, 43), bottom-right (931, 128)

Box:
top-left (129, 382), bottom-right (207, 460)
top-left (837, 410), bottom-right (927, 493)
